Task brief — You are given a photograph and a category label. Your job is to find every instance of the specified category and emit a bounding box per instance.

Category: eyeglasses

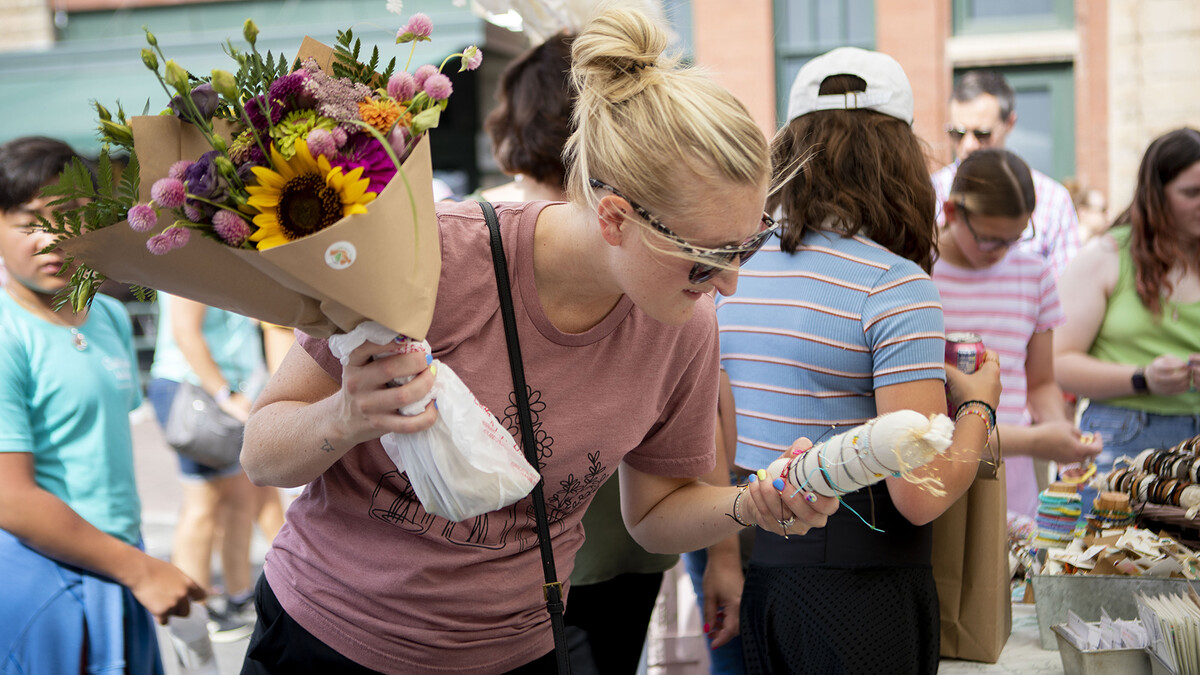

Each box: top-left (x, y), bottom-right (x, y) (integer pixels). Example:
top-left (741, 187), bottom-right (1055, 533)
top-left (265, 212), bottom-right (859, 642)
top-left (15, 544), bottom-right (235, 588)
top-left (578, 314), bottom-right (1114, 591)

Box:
top-left (957, 204), bottom-right (1035, 252)
top-left (588, 178), bottom-right (778, 284)
top-left (946, 125), bottom-right (994, 144)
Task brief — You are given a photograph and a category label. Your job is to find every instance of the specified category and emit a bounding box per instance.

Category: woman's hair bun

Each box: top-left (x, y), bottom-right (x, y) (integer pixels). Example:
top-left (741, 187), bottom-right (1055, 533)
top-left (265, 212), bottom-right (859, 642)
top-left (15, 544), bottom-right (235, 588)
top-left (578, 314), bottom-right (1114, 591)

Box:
top-left (571, 8), bottom-right (675, 104)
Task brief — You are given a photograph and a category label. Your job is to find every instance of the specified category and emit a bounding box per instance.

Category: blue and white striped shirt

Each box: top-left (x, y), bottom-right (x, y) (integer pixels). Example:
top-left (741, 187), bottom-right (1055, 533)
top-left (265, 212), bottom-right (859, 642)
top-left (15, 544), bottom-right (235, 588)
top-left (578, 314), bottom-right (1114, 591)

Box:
top-left (717, 229), bottom-right (946, 471)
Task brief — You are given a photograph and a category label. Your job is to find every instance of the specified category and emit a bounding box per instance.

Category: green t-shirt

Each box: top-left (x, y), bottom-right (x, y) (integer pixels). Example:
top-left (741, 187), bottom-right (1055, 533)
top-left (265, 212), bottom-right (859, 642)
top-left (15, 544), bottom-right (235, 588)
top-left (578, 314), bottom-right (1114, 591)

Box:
top-left (1087, 226), bottom-right (1200, 414)
top-left (569, 476), bottom-right (679, 587)
top-left (0, 292), bottom-right (143, 544)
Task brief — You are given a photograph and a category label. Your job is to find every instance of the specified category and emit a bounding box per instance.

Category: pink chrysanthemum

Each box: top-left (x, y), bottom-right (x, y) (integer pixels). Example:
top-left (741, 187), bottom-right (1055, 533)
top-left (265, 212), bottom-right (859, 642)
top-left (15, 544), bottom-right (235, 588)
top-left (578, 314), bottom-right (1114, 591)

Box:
top-left (151, 177), bottom-right (187, 209)
top-left (413, 64), bottom-right (438, 90)
top-left (168, 160), bottom-right (194, 181)
top-left (423, 73), bottom-right (452, 101)
top-left (212, 210), bottom-right (251, 246)
top-left (404, 13), bottom-right (433, 39)
top-left (387, 71), bottom-right (416, 102)
top-left (127, 204), bottom-right (158, 232)
top-left (306, 128), bottom-right (337, 159)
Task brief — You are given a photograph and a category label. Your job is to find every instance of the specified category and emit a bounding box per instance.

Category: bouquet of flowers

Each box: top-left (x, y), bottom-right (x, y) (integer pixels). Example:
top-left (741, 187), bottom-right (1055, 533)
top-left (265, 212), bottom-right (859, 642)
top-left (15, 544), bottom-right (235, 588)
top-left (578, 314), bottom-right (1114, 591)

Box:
top-left (40, 9), bottom-right (481, 339)
top-left (38, 7), bottom-right (543, 522)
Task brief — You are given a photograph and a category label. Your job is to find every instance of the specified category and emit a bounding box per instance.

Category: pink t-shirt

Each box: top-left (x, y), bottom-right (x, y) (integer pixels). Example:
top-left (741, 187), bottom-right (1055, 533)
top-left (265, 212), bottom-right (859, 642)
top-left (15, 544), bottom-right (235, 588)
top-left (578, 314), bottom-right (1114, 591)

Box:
top-left (264, 200), bottom-right (719, 674)
top-left (932, 249), bottom-right (1064, 519)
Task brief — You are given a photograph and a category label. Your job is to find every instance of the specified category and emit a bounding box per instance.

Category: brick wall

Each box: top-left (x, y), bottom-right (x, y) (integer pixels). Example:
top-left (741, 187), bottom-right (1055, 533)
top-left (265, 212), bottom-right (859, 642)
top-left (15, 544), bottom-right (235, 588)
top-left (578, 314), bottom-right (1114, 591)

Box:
top-left (0, 0), bottom-right (53, 52)
top-left (691, 0), bottom-right (776, 139)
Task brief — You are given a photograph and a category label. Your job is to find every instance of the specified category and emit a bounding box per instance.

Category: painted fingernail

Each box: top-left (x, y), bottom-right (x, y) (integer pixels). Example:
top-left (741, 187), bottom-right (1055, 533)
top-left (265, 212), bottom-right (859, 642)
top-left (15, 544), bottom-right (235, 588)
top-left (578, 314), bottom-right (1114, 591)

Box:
top-left (748, 473), bottom-right (757, 483)
top-left (425, 353), bottom-right (433, 365)
top-left (756, 469), bottom-right (768, 481)
top-left (804, 492), bottom-right (818, 503)
top-left (791, 447), bottom-right (803, 456)
top-left (773, 478), bottom-right (785, 491)
top-left (430, 364), bottom-right (438, 377)
top-left (703, 623), bottom-right (710, 633)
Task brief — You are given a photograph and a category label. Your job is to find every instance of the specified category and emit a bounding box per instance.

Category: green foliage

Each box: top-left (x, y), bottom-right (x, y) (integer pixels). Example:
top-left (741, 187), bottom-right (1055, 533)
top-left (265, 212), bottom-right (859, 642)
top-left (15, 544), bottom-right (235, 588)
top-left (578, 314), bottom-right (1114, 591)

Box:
top-left (333, 29), bottom-right (396, 87)
top-left (35, 151), bottom-right (141, 312)
top-left (215, 41), bottom-right (291, 123)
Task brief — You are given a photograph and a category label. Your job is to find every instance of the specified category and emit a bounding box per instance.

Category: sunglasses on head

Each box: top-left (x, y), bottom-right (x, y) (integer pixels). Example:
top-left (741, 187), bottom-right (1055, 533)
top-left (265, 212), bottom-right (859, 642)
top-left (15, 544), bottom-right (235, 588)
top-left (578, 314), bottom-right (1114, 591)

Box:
top-left (946, 125), bottom-right (994, 144)
top-left (588, 178), bottom-right (778, 284)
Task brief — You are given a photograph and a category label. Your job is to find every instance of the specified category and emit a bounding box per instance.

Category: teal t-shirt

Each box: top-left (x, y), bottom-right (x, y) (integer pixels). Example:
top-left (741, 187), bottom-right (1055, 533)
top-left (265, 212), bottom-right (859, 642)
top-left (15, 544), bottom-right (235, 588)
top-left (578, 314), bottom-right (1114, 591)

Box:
top-left (0, 292), bottom-right (143, 544)
top-left (149, 294), bottom-right (264, 395)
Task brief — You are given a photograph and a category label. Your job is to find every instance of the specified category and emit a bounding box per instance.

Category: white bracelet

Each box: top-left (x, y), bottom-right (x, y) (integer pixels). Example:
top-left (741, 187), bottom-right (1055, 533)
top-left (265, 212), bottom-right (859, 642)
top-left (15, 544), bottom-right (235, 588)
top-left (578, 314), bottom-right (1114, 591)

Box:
top-left (214, 385), bottom-right (233, 404)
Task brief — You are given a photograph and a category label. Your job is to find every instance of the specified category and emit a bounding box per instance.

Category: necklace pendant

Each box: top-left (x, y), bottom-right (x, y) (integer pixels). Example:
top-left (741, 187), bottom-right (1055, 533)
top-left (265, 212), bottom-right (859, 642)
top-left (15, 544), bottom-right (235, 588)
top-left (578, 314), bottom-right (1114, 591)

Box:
top-left (70, 328), bottom-right (88, 351)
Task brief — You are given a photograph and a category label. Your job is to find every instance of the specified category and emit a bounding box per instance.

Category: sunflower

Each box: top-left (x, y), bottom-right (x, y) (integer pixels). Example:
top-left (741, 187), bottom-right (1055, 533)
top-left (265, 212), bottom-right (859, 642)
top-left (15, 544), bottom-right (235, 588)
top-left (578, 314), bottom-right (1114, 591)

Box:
top-left (245, 139), bottom-right (376, 250)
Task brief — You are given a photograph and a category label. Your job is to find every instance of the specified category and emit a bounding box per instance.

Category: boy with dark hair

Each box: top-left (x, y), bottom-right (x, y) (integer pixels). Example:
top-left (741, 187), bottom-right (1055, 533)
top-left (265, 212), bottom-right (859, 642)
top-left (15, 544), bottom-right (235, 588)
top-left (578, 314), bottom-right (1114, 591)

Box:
top-left (0, 136), bottom-right (205, 674)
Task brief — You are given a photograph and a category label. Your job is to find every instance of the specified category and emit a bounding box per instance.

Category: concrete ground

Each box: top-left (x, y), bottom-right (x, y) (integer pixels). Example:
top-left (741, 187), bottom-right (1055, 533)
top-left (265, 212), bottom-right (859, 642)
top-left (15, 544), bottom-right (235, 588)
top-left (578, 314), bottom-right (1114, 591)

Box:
top-left (131, 405), bottom-right (269, 675)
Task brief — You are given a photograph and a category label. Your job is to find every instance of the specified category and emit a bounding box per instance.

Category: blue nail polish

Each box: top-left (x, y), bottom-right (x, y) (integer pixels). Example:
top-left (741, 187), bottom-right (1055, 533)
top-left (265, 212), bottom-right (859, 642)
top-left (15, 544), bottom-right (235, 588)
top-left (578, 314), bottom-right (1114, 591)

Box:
top-left (772, 478), bottom-right (785, 491)
top-left (748, 474), bottom-right (757, 483)
top-left (425, 353), bottom-right (433, 365)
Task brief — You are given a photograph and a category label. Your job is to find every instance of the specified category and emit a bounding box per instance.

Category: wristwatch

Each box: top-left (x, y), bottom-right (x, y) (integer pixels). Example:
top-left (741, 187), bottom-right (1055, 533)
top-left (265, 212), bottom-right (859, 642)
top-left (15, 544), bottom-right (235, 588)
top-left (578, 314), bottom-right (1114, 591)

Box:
top-left (1131, 368), bottom-right (1149, 395)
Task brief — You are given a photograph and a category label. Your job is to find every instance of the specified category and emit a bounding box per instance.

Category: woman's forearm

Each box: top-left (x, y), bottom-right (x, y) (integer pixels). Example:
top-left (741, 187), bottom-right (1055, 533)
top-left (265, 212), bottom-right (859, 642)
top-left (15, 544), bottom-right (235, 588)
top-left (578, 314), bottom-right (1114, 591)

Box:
top-left (1056, 352), bottom-right (1140, 400)
top-left (242, 395), bottom-right (360, 488)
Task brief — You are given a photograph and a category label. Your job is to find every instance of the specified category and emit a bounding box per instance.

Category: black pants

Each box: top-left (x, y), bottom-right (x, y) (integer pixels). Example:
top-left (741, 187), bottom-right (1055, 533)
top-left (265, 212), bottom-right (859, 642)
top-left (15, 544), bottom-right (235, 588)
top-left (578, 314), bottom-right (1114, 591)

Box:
top-left (563, 571), bottom-right (664, 675)
top-left (240, 575), bottom-right (559, 674)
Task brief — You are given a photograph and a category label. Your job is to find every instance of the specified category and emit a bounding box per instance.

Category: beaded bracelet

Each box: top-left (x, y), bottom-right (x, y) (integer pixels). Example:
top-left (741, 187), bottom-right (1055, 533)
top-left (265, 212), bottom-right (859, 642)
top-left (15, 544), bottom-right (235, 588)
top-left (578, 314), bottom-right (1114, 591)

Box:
top-left (727, 484), bottom-right (752, 528)
top-left (954, 399), bottom-right (996, 436)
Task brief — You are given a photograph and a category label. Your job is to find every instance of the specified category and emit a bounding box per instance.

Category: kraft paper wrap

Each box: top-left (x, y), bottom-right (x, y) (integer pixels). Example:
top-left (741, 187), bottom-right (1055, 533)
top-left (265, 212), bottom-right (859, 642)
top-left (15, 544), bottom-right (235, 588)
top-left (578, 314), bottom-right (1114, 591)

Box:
top-left (931, 455), bottom-right (1013, 662)
top-left (56, 39), bottom-right (441, 339)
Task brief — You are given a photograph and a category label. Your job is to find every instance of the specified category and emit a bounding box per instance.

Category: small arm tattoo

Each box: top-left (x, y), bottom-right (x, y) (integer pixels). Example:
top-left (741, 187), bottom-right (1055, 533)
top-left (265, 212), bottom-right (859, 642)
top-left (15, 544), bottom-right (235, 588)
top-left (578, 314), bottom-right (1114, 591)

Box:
top-left (321, 439), bottom-right (336, 453)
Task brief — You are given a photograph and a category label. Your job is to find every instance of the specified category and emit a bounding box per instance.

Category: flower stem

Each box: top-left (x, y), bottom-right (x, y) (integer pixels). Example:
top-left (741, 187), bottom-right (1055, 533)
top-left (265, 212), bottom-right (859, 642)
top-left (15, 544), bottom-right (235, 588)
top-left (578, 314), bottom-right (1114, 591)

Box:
top-left (350, 120), bottom-right (419, 248)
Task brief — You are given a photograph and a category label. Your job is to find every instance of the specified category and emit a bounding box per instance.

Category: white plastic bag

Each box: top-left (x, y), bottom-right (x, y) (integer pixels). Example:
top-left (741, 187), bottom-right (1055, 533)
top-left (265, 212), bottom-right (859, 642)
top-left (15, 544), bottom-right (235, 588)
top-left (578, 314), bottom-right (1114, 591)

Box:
top-left (329, 322), bottom-right (539, 521)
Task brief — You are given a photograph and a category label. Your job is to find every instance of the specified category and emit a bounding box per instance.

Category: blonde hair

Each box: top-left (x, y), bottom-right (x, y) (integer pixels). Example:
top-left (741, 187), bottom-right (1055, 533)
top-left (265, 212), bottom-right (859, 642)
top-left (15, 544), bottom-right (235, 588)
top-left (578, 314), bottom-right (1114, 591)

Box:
top-left (564, 8), bottom-right (769, 228)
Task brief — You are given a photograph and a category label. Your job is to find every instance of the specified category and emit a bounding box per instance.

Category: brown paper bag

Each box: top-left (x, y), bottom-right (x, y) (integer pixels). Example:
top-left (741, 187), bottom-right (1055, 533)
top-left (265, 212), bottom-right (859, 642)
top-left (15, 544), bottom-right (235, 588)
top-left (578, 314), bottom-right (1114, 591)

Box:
top-left (56, 39), bottom-right (441, 339)
top-left (931, 459), bottom-right (1012, 662)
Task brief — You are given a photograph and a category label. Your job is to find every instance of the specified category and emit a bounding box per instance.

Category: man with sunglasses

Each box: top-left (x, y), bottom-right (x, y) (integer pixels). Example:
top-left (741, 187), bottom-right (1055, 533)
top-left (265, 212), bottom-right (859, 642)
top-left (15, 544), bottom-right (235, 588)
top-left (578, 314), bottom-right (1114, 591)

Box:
top-left (932, 69), bottom-right (1081, 280)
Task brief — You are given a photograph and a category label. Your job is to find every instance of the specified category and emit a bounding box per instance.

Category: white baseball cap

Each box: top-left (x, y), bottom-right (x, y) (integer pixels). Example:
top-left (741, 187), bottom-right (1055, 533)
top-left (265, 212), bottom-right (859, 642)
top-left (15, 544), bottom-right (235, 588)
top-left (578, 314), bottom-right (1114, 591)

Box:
top-left (785, 47), bottom-right (914, 125)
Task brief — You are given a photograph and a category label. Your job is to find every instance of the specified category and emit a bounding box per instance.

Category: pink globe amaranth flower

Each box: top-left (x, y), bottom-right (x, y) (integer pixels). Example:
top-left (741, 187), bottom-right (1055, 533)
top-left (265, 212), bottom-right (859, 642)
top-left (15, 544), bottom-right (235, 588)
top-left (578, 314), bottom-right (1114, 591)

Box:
top-left (127, 204), bottom-right (158, 232)
top-left (212, 210), bottom-right (251, 246)
top-left (150, 177), bottom-right (187, 209)
top-left (165, 226), bottom-right (192, 250)
top-left (146, 232), bottom-right (173, 255)
top-left (423, 73), bottom-right (452, 100)
top-left (306, 128), bottom-right (337, 159)
top-left (413, 64), bottom-right (438, 90)
top-left (387, 71), bottom-right (416, 102)
top-left (183, 203), bottom-right (204, 223)
top-left (167, 160), bottom-right (194, 180)
top-left (331, 126), bottom-right (348, 148)
top-left (404, 13), bottom-right (433, 39)
top-left (465, 46), bottom-right (483, 71)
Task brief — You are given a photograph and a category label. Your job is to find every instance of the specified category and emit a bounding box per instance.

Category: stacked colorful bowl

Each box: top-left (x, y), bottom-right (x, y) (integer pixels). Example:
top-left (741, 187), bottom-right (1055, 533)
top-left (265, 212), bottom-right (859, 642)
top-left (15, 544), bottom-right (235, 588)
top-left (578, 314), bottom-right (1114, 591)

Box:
top-left (1034, 482), bottom-right (1081, 549)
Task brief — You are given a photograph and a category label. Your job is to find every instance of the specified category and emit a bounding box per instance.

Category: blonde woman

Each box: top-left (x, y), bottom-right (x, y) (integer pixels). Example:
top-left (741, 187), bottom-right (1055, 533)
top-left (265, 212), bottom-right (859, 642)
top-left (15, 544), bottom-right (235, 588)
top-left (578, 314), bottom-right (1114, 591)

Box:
top-left (239, 9), bottom-right (837, 675)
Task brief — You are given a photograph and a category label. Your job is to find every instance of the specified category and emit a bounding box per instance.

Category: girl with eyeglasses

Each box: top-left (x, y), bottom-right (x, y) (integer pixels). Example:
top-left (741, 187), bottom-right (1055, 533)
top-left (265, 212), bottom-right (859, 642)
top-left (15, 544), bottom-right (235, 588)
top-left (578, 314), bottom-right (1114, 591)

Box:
top-left (236, 9), bottom-right (836, 675)
top-left (717, 47), bottom-right (1000, 674)
top-left (933, 148), bottom-right (1100, 522)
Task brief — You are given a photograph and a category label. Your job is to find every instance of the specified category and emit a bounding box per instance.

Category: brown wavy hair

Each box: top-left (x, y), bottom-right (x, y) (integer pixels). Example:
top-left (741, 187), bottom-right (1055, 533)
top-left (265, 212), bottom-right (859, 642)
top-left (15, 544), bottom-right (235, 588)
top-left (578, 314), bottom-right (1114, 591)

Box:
top-left (483, 32), bottom-right (575, 190)
top-left (767, 75), bottom-right (937, 273)
top-left (1114, 127), bottom-right (1200, 315)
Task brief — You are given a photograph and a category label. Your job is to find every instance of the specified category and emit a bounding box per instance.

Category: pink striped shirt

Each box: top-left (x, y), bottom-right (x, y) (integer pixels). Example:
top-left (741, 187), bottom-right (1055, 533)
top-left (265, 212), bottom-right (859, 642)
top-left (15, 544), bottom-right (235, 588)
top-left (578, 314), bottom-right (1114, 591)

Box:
top-left (932, 249), bottom-right (1064, 518)
top-left (933, 161), bottom-right (1081, 280)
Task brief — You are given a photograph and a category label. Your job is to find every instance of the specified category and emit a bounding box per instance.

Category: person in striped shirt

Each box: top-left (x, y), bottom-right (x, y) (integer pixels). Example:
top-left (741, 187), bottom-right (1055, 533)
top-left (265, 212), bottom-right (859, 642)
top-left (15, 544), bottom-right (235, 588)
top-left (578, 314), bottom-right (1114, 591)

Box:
top-left (718, 47), bottom-right (1000, 675)
top-left (932, 70), bottom-right (1081, 281)
top-left (932, 149), bottom-right (1100, 520)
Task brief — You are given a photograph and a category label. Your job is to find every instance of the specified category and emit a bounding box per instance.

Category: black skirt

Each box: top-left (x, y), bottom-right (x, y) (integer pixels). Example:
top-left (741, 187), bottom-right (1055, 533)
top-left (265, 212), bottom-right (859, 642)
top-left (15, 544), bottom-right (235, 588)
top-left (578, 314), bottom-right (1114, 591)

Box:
top-left (740, 563), bottom-right (940, 675)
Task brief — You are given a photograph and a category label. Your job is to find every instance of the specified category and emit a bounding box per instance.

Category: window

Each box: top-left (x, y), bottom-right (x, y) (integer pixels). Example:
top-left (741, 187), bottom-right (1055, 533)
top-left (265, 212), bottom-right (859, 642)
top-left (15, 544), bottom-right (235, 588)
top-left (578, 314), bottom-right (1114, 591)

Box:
top-left (774, 0), bottom-right (875, 127)
top-left (953, 63), bottom-right (1076, 181)
top-left (952, 0), bottom-right (1073, 35)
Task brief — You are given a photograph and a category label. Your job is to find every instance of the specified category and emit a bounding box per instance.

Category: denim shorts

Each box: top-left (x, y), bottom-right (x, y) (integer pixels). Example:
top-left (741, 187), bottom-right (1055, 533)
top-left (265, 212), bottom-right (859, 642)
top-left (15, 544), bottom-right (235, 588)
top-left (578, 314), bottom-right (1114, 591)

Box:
top-left (147, 377), bottom-right (242, 481)
top-left (1080, 401), bottom-right (1200, 473)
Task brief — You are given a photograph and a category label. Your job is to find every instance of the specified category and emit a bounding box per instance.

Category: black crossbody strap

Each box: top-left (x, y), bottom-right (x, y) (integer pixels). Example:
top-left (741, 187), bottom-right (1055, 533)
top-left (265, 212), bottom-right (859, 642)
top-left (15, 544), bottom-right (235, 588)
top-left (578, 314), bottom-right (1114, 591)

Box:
top-left (480, 201), bottom-right (572, 674)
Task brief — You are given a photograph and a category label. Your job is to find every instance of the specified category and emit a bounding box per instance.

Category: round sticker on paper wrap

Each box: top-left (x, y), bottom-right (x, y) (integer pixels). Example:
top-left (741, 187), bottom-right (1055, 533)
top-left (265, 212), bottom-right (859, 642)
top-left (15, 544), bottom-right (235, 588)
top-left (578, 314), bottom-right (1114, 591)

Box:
top-left (324, 241), bottom-right (357, 270)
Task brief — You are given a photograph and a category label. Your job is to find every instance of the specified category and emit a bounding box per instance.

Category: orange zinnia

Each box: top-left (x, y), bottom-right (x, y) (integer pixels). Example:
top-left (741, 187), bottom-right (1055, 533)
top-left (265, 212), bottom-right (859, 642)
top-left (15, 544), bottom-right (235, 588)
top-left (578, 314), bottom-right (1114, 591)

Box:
top-left (358, 99), bottom-right (405, 133)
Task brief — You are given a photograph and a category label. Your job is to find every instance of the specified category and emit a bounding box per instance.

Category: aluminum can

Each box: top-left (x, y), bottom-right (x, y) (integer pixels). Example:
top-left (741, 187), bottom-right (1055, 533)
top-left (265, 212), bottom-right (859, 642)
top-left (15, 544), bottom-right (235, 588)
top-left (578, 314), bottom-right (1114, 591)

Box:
top-left (945, 332), bottom-right (985, 374)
